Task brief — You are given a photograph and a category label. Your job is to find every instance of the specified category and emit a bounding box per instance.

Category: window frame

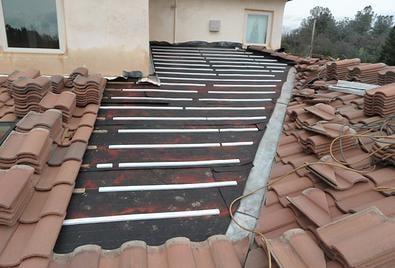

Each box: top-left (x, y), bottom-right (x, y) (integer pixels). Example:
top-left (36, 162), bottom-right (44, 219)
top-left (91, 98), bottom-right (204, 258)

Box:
top-left (0, 0), bottom-right (65, 54)
top-left (243, 9), bottom-right (273, 47)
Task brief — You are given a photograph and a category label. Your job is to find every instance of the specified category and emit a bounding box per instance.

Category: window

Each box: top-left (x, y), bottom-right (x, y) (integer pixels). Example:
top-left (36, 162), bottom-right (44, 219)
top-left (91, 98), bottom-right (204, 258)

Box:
top-left (244, 10), bottom-right (272, 46)
top-left (0, 0), bottom-right (64, 53)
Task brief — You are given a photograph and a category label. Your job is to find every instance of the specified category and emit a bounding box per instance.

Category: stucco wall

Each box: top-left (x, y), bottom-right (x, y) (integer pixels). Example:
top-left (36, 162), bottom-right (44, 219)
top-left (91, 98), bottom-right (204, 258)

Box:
top-left (150, 0), bottom-right (287, 49)
top-left (0, 0), bottom-right (150, 76)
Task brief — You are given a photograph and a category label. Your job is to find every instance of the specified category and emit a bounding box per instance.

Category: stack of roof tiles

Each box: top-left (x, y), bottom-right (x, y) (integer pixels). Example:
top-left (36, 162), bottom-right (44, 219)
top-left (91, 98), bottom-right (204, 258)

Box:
top-left (11, 76), bottom-right (51, 117)
top-left (39, 91), bottom-right (76, 124)
top-left (50, 75), bottom-right (65, 94)
top-left (0, 128), bottom-right (52, 173)
top-left (301, 123), bottom-right (357, 157)
top-left (293, 59), bottom-right (328, 90)
top-left (378, 67), bottom-right (395, 85)
top-left (16, 109), bottom-right (64, 144)
top-left (72, 74), bottom-right (106, 107)
top-left (255, 54), bottom-right (395, 268)
top-left (346, 63), bottom-right (387, 84)
top-left (364, 83), bottom-right (395, 116)
top-left (5, 69), bottom-right (40, 91)
top-left (326, 58), bottom-right (361, 80)
top-left (65, 67), bottom-right (89, 88)
top-left (0, 81), bottom-right (15, 121)
top-left (371, 134), bottom-right (395, 165)
top-left (0, 76), bottom-right (101, 266)
top-left (0, 165), bottom-right (35, 226)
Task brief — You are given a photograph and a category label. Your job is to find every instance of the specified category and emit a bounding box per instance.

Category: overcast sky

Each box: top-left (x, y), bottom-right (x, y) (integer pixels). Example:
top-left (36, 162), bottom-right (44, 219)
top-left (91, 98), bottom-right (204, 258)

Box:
top-left (283, 0), bottom-right (395, 32)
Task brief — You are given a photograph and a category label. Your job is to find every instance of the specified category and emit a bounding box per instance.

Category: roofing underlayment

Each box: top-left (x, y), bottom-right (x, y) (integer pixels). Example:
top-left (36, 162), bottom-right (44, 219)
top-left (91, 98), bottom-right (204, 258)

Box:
top-left (0, 44), bottom-right (394, 268)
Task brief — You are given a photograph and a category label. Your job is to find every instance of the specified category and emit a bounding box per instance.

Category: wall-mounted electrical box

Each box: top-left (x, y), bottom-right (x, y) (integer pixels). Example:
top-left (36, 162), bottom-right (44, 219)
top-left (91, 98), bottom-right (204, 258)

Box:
top-left (209, 20), bottom-right (221, 32)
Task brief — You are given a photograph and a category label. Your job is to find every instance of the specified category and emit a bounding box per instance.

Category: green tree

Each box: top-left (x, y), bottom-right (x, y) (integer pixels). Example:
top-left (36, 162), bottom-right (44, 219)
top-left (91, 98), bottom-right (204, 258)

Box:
top-left (282, 6), bottom-right (394, 62)
top-left (379, 26), bottom-right (395, 65)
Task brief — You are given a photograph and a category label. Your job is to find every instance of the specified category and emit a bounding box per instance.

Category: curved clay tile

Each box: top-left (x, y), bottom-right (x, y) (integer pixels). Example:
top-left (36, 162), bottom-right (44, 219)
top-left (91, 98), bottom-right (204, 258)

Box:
top-left (287, 188), bottom-right (331, 227)
top-left (49, 235), bottom-right (243, 268)
top-left (267, 228), bottom-right (326, 268)
top-left (304, 103), bottom-right (336, 121)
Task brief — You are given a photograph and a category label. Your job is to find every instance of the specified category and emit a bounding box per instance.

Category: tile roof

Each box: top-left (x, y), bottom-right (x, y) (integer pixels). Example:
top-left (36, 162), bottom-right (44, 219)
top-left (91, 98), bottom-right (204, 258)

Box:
top-left (0, 67), bottom-right (105, 267)
top-left (253, 53), bottom-right (395, 267)
top-left (0, 45), bottom-right (393, 267)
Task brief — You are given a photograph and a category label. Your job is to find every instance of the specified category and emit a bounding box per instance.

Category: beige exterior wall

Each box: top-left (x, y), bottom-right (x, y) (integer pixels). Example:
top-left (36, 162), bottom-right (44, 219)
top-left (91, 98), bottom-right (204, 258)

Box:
top-left (150, 0), bottom-right (287, 49)
top-left (0, 0), bottom-right (150, 76)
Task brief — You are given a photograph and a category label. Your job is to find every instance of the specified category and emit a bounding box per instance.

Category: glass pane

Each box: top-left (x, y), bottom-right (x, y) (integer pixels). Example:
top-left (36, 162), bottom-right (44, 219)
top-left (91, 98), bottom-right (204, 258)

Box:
top-left (246, 14), bottom-right (268, 44)
top-left (2, 0), bottom-right (59, 49)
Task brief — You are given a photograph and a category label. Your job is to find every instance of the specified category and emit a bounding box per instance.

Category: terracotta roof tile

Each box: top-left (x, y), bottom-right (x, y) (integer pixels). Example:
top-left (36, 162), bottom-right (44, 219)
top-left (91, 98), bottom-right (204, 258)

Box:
top-left (304, 103), bottom-right (336, 120)
top-left (39, 92), bottom-right (77, 124)
top-left (366, 167), bottom-right (395, 196)
top-left (65, 67), bottom-right (89, 88)
top-left (317, 207), bottom-right (395, 267)
top-left (68, 113), bottom-right (97, 131)
top-left (270, 176), bottom-right (314, 207)
top-left (0, 215), bottom-right (64, 267)
top-left (11, 76), bottom-right (50, 117)
top-left (267, 228), bottom-right (326, 268)
top-left (307, 157), bottom-right (369, 190)
top-left (0, 165), bottom-right (35, 226)
top-left (49, 235), bottom-right (244, 268)
top-left (287, 188), bottom-right (331, 227)
top-left (325, 181), bottom-right (384, 213)
top-left (16, 109), bottom-right (64, 144)
top-left (19, 184), bottom-right (73, 224)
top-left (6, 69), bottom-right (40, 90)
top-left (48, 142), bottom-right (87, 167)
top-left (255, 206), bottom-right (299, 240)
top-left (0, 128), bottom-right (52, 173)
top-left (50, 75), bottom-right (65, 94)
top-left (72, 75), bottom-right (106, 107)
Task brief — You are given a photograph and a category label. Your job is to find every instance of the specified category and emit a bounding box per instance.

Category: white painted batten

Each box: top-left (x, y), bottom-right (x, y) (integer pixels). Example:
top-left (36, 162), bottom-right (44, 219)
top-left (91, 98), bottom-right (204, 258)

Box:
top-left (152, 52), bottom-right (202, 56)
top-left (220, 128), bottom-right (259, 132)
top-left (100, 106), bottom-right (183, 110)
top-left (118, 128), bottom-right (219, 134)
top-left (108, 141), bottom-right (253, 149)
top-left (109, 143), bottom-right (220, 149)
top-left (110, 97), bottom-right (193, 101)
top-left (63, 209), bottom-right (220, 225)
top-left (185, 106), bottom-right (266, 110)
top-left (158, 77), bottom-right (281, 82)
top-left (113, 116), bottom-right (267, 121)
top-left (96, 163), bottom-right (113, 169)
top-left (218, 74), bottom-right (274, 77)
top-left (222, 141), bottom-right (254, 146)
top-left (156, 71), bottom-right (217, 76)
top-left (153, 55), bottom-right (205, 59)
top-left (213, 84), bottom-right (277, 88)
top-left (121, 88), bottom-right (197, 93)
top-left (215, 69), bottom-right (270, 73)
top-left (155, 67), bottom-right (214, 71)
top-left (208, 90), bottom-right (276, 94)
top-left (154, 62), bottom-right (210, 67)
top-left (199, 98), bottom-right (272, 102)
top-left (154, 59), bottom-right (207, 63)
top-left (118, 159), bottom-right (241, 168)
top-left (161, 82), bottom-right (206, 87)
top-left (98, 181), bottom-right (237, 193)
top-left (212, 65), bottom-right (267, 69)
top-left (210, 60), bottom-right (277, 64)
top-left (117, 127), bottom-right (259, 134)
